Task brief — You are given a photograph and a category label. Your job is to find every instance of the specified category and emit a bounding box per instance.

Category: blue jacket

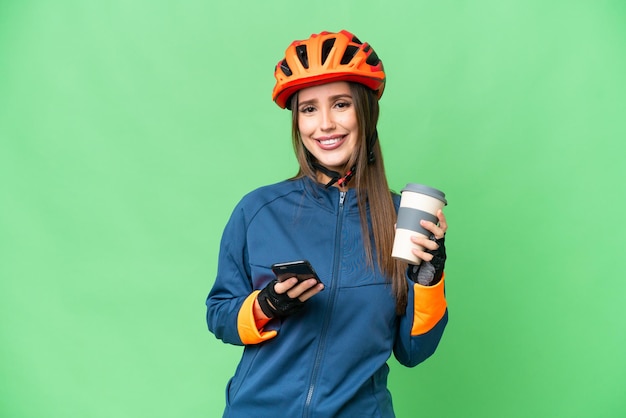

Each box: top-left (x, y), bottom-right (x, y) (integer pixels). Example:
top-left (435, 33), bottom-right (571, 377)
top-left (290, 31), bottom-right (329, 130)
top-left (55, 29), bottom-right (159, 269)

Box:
top-left (206, 177), bottom-right (448, 418)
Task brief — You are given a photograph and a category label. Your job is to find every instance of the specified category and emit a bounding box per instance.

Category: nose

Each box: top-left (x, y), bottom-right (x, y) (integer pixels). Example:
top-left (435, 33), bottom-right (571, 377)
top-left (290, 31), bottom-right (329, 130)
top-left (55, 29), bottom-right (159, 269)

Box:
top-left (319, 108), bottom-right (336, 131)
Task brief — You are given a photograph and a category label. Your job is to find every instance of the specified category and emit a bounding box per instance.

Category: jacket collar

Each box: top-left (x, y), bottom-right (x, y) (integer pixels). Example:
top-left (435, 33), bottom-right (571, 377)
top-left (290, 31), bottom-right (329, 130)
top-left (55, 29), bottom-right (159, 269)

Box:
top-left (300, 176), bottom-right (360, 214)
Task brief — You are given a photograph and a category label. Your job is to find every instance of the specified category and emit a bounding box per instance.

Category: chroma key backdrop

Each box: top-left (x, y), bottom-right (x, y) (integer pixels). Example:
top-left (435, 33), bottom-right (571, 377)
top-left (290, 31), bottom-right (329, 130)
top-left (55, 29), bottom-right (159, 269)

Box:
top-left (1, 1), bottom-right (625, 417)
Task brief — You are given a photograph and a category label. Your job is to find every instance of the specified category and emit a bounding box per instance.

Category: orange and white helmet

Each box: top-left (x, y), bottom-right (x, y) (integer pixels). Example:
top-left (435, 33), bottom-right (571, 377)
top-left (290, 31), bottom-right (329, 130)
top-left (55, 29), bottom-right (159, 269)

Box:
top-left (272, 30), bottom-right (386, 109)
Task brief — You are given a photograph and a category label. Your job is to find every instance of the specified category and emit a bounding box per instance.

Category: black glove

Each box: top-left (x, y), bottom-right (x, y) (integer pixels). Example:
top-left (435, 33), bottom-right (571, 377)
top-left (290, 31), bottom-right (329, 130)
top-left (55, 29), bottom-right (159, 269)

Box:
top-left (257, 279), bottom-right (305, 319)
top-left (408, 236), bottom-right (446, 286)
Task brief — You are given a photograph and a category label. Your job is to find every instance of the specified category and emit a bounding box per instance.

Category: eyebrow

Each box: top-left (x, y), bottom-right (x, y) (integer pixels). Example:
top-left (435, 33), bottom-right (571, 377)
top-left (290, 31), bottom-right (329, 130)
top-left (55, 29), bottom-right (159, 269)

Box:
top-left (298, 93), bottom-right (353, 106)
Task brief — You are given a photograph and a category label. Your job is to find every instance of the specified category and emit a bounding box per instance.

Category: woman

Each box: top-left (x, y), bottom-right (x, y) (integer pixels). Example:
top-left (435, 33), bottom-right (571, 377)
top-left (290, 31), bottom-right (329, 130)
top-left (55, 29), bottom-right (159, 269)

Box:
top-left (206, 30), bottom-right (449, 417)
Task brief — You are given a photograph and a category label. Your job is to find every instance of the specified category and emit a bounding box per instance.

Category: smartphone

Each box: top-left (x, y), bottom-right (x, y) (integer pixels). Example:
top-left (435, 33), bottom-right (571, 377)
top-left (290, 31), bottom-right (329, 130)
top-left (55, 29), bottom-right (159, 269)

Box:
top-left (271, 260), bottom-right (322, 284)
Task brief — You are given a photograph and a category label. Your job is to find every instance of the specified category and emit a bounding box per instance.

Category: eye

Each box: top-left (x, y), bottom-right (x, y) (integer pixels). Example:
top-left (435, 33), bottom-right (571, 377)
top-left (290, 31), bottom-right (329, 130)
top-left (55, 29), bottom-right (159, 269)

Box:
top-left (299, 105), bottom-right (316, 113)
top-left (334, 100), bottom-right (352, 109)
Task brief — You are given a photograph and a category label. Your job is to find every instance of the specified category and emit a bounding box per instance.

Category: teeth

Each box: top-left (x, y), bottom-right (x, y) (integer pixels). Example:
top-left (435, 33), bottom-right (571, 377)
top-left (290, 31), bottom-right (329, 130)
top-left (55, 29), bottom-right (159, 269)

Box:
top-left (319, 138), bottom-right (341, 145)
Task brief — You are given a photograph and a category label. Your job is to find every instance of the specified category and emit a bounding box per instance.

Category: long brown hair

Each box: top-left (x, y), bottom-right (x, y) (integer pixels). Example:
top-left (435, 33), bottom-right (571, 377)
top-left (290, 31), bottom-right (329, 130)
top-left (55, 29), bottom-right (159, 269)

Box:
top-left (289, 82), bottom-right (408, 314)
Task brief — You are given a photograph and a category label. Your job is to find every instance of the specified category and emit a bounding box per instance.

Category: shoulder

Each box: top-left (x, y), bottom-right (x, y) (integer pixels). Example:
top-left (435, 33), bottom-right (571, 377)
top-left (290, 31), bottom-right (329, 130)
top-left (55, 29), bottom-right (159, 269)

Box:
top-left (235, 178), bottom-right (305, 215)
top-left (242, 178), bottom-right (303, 203)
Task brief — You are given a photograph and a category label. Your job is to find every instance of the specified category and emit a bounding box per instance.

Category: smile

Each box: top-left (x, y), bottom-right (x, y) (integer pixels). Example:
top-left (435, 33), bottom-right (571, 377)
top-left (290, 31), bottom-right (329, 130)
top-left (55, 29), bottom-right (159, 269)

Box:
top-left (316, 135), bottom-right (346, 149)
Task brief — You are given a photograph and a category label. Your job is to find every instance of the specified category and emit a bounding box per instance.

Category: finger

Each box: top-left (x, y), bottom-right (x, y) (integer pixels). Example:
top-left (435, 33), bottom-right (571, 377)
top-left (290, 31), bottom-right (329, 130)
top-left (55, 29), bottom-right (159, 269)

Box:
top-left (286, 278), bottom-right (320, 299)
top-left (411, 247), bottom-right (434, 263)
top-left (436, 209), bottom-right (448, 236)
top-left (411, 235), bottom-right (439, 252)
top-left (273, 277), bottom-right (299, 294)
top-left (420, 219), bottom-right (444, 240)
top-left (298, 282), bottom-right (325, 302)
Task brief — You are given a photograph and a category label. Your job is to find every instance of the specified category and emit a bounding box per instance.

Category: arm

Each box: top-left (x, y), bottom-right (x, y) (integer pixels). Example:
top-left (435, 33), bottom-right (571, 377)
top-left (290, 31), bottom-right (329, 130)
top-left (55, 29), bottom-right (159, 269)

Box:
top-left (393, 209), bottom-right (449, 366)
top-left (205, 203), bottom-right (277, 345)
top-left (393, 276), bottom-right (448, 367)
top-left (205, 203), bottom-right (324, 346)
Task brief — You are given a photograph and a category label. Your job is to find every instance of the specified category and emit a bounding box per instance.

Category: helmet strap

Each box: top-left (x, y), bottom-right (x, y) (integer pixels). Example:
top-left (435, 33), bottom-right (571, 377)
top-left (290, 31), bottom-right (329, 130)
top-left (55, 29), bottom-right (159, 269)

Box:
top-left (367, 129), bottom-right (378, 164)
top-left (310, 161), bottom-right (357, 189)
top-left (336, 165), bottom-right (356, 188)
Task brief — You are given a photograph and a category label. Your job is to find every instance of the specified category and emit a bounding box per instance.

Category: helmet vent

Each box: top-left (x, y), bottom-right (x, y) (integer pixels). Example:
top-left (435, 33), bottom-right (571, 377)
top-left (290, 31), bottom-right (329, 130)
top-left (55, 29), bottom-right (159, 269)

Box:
top-left (351, 35), bottom-right (362, 45)
top-left (340, 45), bottom-right (359, 65)
top-left (321, 38), bottom-right (336, 65)
top-left (279, 59), bottom-right (292, 76)
top-left (296, 45), bottom-right (309, 69)
top-left (366, 50), bottom-right (380, 66)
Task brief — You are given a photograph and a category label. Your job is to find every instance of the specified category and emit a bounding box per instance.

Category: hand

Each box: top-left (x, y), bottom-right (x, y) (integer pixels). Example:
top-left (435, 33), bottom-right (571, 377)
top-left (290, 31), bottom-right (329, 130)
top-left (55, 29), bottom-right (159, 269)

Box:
top-left (255, 277), bottom-right (324, 320)
top-left (408, 209), bottom-right (448, 285)
top-left (409, 209), bottom-right (447, 262)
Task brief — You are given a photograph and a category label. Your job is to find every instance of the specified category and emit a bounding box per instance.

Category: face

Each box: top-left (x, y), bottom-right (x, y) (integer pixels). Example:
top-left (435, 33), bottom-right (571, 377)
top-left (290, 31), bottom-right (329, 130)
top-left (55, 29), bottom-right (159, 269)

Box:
top-left (296, 81), bottom-right (359, 177)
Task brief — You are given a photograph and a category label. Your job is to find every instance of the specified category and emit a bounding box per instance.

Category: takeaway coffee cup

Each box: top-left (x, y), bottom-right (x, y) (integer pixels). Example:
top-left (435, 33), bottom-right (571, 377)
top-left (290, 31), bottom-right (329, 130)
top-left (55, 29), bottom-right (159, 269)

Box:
top-left (392, 183), bottom-right (448, 265)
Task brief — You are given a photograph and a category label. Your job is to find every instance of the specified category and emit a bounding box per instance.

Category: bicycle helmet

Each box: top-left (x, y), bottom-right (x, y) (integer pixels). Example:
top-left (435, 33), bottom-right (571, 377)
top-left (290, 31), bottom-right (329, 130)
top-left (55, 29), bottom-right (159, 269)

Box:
top-left (272, 30), bottom-right (386, 109)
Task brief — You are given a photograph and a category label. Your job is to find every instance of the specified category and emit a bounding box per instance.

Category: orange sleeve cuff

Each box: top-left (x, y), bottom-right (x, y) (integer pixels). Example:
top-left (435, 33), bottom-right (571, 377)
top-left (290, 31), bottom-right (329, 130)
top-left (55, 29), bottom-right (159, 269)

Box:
top-left (411, 273), bottom-right (447, 336)
top-left (237, 290), bottom-right (278, 345)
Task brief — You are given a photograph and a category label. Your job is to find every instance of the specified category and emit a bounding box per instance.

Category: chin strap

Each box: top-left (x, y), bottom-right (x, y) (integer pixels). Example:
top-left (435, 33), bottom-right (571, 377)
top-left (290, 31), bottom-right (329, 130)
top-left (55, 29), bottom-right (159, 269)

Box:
top-left (311, 162), bottom-right (356, 189)
top-left (335, 165), bottom-right (356, 188)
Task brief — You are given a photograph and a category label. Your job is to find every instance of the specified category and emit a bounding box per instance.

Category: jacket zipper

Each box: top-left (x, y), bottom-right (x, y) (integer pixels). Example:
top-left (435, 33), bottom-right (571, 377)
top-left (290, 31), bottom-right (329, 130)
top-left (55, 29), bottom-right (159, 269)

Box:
top-left (303, 190), bottom-right (346, 417)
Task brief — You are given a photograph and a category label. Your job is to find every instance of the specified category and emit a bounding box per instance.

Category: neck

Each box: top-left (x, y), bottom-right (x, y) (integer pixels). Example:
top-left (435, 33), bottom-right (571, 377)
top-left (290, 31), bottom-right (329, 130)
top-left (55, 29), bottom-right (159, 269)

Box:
top-left (313, 163), bottom-right (356, 189)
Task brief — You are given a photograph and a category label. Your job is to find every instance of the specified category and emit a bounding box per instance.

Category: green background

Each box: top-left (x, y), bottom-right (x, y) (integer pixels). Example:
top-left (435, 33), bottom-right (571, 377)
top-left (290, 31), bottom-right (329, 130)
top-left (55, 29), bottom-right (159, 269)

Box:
top-left (1, 1), bottom-right (625, 417)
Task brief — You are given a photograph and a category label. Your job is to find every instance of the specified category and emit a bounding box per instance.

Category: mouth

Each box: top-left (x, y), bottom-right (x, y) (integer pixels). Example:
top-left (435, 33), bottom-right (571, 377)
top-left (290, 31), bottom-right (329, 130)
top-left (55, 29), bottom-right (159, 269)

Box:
top-left (316, 135), bottom-right (346, 150)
